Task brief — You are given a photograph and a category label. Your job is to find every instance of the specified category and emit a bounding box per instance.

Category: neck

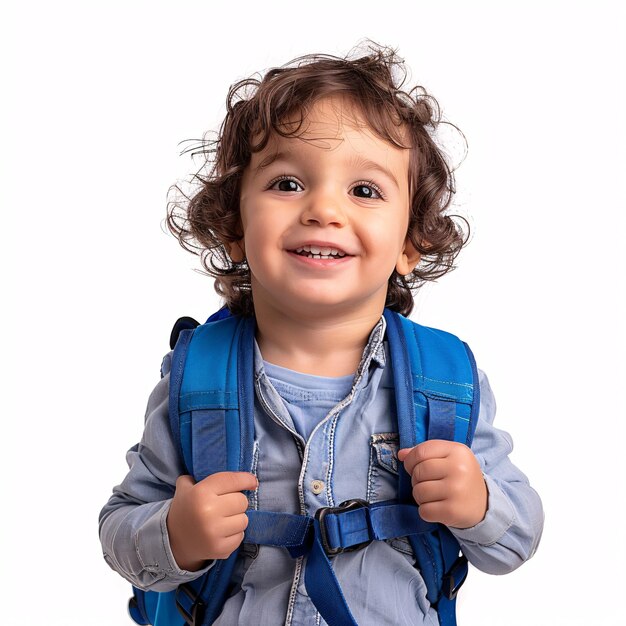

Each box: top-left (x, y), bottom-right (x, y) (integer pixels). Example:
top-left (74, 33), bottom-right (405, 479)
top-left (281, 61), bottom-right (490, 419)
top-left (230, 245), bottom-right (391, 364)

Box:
top-left (253, 301), bottom-right (383, 377)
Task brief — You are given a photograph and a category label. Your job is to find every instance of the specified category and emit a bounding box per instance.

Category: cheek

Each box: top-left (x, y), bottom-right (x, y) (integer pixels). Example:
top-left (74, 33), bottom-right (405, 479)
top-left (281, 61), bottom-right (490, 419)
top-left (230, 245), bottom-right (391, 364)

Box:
top-left (241, 222), bottom-right (278, 275)
top-left (366, 219), bottom-right (407, 259)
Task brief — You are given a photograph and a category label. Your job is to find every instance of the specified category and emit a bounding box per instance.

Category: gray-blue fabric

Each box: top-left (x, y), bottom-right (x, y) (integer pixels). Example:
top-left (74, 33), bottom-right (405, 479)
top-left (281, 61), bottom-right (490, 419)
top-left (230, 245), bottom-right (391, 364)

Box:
top-left (99, 316), bottom-right (544, 626)
top-left (263, 359), bottom-right (354, 442)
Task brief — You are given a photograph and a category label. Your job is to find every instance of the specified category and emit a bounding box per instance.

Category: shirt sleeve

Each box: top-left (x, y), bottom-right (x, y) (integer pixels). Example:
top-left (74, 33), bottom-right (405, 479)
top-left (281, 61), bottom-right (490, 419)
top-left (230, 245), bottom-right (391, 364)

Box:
top-left (449, 369), bottom-right (544, 575)
top-left (98, 370), bottom-right (213, 591)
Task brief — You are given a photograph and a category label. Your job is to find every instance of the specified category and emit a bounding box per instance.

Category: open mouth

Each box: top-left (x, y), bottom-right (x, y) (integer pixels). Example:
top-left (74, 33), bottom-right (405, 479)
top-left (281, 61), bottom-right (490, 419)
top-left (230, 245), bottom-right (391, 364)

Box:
top-left (291, 244), bottom-right (348, 259)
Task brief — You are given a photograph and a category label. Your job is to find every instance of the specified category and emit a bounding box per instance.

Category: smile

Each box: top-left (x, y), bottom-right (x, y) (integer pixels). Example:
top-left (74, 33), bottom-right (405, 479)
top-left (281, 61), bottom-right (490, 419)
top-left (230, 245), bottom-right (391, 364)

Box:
top-left (290, 244), bottom-right (348, 259)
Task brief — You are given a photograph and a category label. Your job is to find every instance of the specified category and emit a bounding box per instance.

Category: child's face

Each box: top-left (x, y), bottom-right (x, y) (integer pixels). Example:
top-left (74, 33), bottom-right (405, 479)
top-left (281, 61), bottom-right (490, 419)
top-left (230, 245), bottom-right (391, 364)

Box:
top-left (236, 96), bottom-right (419, 320)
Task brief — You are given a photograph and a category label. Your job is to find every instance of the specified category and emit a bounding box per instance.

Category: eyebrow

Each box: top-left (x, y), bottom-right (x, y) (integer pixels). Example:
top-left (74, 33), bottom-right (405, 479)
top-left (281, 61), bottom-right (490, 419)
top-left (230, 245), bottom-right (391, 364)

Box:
top-left (254, 150), bottom-right (290, 173)
top-left (347, 155), bottom-right (400, 189)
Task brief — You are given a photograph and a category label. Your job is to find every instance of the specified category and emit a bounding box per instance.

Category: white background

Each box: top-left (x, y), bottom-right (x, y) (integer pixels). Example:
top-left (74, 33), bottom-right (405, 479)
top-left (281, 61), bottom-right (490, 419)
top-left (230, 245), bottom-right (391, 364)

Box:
top-left (2, 2), bottom-right (625, 625)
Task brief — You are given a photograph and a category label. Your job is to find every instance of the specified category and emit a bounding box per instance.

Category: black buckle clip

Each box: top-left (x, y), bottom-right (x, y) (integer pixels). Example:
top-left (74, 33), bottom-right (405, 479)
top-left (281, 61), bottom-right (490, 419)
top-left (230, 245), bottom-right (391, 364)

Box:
top-left (441, 555), bottom-right (469, 600)
top-left (315, 499), bottom-right (372, 556)
top-left (128, 595), bottom-right (149, 626)
top-left (175, 583), bottom-right (205, 626)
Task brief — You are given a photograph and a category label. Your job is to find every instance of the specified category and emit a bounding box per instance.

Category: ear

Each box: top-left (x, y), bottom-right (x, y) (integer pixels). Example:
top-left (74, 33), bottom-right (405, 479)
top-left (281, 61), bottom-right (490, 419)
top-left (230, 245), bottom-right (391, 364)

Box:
top-left (395, 237), bottom-right (421, 276)
top-left (227, 239), bottom-right (246, 263)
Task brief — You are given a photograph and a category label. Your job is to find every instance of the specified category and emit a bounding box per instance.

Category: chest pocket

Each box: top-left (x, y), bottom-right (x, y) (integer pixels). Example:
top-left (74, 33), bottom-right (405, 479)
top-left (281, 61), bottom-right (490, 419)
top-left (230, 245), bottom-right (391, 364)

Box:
top-left (366, 432), bottom-right (400, 503)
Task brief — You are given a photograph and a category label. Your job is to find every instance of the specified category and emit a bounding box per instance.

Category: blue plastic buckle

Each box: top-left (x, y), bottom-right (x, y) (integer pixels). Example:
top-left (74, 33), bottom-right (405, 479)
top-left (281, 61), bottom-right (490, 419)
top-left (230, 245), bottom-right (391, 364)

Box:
top-left (441, 555), bottom-right (469, 600)
top-left (315, 499), bottom-right (372, 556)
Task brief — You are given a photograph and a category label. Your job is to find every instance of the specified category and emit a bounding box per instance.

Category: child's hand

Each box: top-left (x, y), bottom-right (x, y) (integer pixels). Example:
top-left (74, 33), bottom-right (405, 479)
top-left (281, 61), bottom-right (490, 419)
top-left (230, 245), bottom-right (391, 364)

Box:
top-left (397, 441), bottom-right (487, 529)
top-left (166, 471), bottom-right (258, 571)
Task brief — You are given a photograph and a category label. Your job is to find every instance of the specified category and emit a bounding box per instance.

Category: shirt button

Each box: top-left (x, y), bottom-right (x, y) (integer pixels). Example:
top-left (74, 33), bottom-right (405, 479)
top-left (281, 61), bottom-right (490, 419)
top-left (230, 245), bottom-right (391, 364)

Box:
top-left (311, 480), bottom-right (324, 494)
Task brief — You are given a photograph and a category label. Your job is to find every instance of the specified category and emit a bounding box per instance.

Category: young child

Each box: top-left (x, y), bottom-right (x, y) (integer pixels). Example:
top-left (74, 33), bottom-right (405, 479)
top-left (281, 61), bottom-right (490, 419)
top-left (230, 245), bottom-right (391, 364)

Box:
top-left (100, 44), bottom-right (543, 625)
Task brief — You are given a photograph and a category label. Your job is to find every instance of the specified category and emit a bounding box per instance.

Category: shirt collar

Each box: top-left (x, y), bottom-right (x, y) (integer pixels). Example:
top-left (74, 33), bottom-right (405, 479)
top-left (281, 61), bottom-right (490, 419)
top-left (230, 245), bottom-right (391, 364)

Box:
top-left (359, 315), bottom-right (387, 372)
top-left (370, 316), bottom-right (387, 368)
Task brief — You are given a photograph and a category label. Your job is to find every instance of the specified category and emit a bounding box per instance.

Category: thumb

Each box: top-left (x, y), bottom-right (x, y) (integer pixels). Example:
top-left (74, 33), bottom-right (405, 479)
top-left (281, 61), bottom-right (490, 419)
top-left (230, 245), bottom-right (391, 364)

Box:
top-left (206, 471), bottom-right (259, 495)
top-left (174, 474), bottom-right (196, 493)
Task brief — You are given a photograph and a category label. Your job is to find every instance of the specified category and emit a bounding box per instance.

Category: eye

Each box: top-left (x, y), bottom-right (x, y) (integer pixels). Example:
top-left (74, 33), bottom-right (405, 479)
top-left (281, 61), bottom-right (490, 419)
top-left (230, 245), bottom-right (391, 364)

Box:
top-left (268, 176), bottom-right (303, 193)
top-left (351, 182), bottom-right (384, 200)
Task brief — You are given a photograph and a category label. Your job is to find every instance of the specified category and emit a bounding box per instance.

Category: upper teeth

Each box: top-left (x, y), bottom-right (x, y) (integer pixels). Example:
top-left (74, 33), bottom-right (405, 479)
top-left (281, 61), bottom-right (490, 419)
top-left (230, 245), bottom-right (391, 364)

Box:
top-left (295, 244), bottom-right (346, 257)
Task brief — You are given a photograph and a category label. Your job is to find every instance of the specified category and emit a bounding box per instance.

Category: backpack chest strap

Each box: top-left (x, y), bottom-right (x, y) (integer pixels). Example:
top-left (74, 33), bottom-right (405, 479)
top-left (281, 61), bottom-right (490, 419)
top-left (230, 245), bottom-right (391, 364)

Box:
top-left (245, 500), bottom-right (437, 555)
top-left (241, 501), bottom-right (439, 626)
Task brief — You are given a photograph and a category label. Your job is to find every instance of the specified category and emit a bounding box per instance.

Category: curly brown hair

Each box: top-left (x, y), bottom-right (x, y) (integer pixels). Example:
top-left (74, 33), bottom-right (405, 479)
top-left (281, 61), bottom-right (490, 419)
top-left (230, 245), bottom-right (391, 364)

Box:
top-left (167, 42), bottom-right (468, 317)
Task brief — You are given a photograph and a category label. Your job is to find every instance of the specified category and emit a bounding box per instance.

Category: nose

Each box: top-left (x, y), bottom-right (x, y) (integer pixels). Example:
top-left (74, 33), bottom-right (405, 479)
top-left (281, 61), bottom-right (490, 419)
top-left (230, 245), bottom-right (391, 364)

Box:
top-left (300, 188), bottom-right (347, 228)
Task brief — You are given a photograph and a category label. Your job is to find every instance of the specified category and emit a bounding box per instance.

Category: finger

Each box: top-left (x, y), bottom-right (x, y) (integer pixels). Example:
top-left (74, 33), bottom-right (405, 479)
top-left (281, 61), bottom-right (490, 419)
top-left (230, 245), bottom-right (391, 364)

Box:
top-left (397, 448), bottom-right (411, 462)
top-left (398, 446), bottom-right (420, 475)
top-left (205, 471), bottom-right (259, 495)
top-left (216, 512), bottom-right (250, 538)
top-left (214, 532), bottom-right (246, 560)
top-left (417, 501), bottom-right (448, 524)
top-left (399, 443), bottom-right (445, 476)
top-left (411, 458), bottom-right (449, 486)
top-left (413, 480), bottom-right (447, 506)
top-left (218, 491), bottom-right (251, 516)
top-left (412, 440), bottom-right (455, 465)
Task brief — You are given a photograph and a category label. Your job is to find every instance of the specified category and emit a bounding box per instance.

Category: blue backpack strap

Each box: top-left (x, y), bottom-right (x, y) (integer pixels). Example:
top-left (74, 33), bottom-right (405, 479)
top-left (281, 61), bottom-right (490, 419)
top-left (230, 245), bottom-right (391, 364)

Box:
top-left (383, 309), bottom-right (480, 626)
top-left (174, 313), bottom-right (256, 625)
top-left (241, 500), bottom-right (440, 626)
top-left (129, 311), bottom-right (256, 626)
top-left (384, 309), bottom-right (478, 449)
top-left (173, 314), bottom-right (255, 479)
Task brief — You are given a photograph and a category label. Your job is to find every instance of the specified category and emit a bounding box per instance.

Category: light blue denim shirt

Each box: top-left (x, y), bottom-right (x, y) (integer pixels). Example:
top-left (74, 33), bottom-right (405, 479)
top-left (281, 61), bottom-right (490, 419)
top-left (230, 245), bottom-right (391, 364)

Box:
top-left (100, 317), bottom-right (544, 625)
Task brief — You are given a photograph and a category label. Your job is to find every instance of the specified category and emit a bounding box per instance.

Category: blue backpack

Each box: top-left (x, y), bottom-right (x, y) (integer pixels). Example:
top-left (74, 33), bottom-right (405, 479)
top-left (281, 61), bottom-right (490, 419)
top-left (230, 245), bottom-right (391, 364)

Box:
top-left (128, 307), bottom-right (480, 626)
